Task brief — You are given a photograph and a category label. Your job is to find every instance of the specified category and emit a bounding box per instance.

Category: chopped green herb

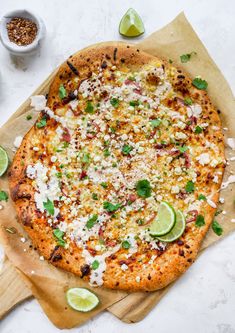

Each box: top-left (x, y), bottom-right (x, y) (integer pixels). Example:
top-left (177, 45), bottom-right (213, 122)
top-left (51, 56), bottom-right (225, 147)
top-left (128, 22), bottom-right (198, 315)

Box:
top-left (92, 260), bottom-right (100, 270)
top-left (100, 182), bottom-right (108, 189)
top-left (0, 191), bottom-right (8, 201)
top-left (104, 148), bottom-right (111, 157)
top-left (137, 219), bottom-right (144, 225)
top-left (112, 162), bottom-right (117, 167)
top-left (85, 101), bottom-right (94, 114)
top-left (184, 97), bottom-right (193, 105)
top-left (59, 84), bottom-right (67, 99)
top-left (180, 52), bottom-right (196, 63)
top-left (212, 220), bottom-right (223, 236)
top-left (110, 98), bottom-right (119, 108)
top-left (26, 114), bottom-right (32, 120)
top-left (178, 145), bottom-right (188, 153)
top-left (215, 209), bottom-right (223, 216)
top-left (128, 76), bottom-right (136, 81)
top-left (103, 201), bottom-right (121, 212)
top-left (195, 215), bottom-right (205, 227)
top-left (150, 118), bottom-right (161, 128)
top-left (185, 181), bottom-right (195, 193)
top-left (198, 194), bottom-right (206, 201)
top-left (169, 59), bottom-right (173, 64)
top-left (82, 153), bottom-right (90, 164)
top-left (56, 172), bottom-right (62, 178)
top-left (36, 117), bottom-right (47, 128)
top-left (86, 214), bottom-right (98, 229)
top-left (53, 229), bottom-right (66, 247)
top-left (192, 77), bottom-right (208, 90)
top-left (129, 100), bottom-right (139, 107)
top-left (194, 126), bottom-right (203, 134)
top-left (62, 141), bottom-right (70, 148)
top-left (122, 144), bottom-right (133, 155)
top-left (110, 127), bottom-right (116, 133)
top-left (92, 193), bottom-right (98, 200)
top-left (122, 240), bottom-right (131, 249)
top-left (43, 199), bottom-right (54, 215)
top-left (136, 179), bottom-right (151, 198)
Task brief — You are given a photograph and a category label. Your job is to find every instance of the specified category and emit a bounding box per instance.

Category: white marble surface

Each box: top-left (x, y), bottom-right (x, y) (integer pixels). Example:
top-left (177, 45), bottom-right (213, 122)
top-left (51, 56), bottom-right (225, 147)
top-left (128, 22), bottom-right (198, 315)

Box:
top-left (0, 0), bottom-right (235, 332)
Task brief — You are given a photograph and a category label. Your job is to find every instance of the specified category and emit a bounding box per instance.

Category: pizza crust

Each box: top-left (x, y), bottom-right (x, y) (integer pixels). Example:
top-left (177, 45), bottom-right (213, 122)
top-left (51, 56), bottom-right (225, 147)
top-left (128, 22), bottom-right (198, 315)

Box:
top-left (9, 43), bottom-right (225, 291)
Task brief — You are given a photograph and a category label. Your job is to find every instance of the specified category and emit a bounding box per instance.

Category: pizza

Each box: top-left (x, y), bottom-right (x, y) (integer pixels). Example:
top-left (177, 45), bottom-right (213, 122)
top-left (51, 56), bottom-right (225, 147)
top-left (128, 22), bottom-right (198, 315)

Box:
top-left (9, 43), bottom-right (225, 291)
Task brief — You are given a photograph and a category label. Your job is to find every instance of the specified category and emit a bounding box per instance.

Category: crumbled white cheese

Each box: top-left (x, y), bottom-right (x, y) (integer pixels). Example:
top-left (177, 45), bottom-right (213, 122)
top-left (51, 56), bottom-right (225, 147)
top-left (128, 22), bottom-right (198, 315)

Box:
top-left (207, 198), bottom-right (217, 209)
top-left (187, 104), bottom-right (202, 118)
top-left (121, 264), bottom-right (129, 271)
top-left (196, 153), bottom-right (210, 166)
top-left (171, 185), bottom-right (180, 194)
top-left (13, 136), bottom-right (23, 148)
top-left (30, 95), bottom-right (47, 111)
top-left (227, 138), bottom-right (235, 150)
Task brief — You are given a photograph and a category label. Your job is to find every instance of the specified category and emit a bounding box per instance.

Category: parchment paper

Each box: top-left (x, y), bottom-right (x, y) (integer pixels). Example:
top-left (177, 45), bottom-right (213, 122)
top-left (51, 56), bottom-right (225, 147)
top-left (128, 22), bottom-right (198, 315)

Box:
top-left (0, 12), bottom-right (234, 328)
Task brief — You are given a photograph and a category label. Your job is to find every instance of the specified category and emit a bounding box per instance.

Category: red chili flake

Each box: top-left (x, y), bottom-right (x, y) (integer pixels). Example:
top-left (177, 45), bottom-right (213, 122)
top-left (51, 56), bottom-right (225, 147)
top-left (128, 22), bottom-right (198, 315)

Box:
top-left (62, 128), bottom-right (71, 142)
top-left (105, 240), bottom-right (117, 247)
top-left (79, 170), bottom-right (87, 180)
top-left (183, 152), bottom-right (191, 168)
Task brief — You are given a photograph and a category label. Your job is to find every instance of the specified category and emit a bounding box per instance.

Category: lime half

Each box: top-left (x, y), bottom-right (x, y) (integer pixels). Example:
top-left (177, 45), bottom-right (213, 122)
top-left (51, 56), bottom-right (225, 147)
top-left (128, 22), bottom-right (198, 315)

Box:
top-left (156, 210), bottom-right (186, 242)
top-left (66, 288), bottom-right (99, 312)
top-left (150, 202), bottom-right (176, 236)
top-left (119, 8), bottom-right (145, 38)
top-left (0, 147), bottom-right (9, 177)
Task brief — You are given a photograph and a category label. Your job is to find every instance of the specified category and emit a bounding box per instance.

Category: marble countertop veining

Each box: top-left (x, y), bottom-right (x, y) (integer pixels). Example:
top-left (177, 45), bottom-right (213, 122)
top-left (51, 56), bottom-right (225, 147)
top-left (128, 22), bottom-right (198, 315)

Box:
top-left (0, 0), bottom-right (235, 332)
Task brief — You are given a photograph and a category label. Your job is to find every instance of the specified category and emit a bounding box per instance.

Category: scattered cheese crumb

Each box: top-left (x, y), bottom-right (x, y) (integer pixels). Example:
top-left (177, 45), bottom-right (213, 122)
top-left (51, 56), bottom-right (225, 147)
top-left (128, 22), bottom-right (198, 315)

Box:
top-left (20, 237), bottom-right (26, 243)
top-left (121, 264), bottom-right (128, 271)
top-left (13, 136), bottom-right (23, 148)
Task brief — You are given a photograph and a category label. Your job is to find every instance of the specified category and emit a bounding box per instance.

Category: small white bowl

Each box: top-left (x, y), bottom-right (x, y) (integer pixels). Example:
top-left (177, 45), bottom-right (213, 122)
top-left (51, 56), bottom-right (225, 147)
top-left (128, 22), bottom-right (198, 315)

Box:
top-left (0, 9), bottom-right (46, 55)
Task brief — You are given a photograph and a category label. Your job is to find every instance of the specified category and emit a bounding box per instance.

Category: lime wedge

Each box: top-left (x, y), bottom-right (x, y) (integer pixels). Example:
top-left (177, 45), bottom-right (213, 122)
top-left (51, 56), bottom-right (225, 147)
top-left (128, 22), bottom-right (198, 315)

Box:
top-left (150, 202), bottom-right (176, 236)
top-left (0, 147), bottom-right (9, 177)
top-left (119, 8), bottom-right (145, 38)
top-left (66, 288), bottom-right (99, 312)
top-left (156, 210), bottom-right (186, 242)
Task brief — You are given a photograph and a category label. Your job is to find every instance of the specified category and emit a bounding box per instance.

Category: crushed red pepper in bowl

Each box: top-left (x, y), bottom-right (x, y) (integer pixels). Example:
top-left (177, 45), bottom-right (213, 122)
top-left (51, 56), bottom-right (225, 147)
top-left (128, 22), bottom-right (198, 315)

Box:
top-left (6, 17), bottom-right (38, 46)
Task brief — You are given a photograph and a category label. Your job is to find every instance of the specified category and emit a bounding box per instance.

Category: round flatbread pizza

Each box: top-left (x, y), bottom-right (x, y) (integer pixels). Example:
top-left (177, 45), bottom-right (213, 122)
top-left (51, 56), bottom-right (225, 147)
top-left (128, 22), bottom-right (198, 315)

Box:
top-left (9, 43), bottom-right (225, 291)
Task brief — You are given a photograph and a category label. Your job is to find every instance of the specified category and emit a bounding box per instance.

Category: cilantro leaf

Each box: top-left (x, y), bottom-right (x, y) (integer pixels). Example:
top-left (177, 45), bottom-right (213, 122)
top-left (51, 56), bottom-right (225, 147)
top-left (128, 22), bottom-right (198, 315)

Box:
top-left (103, 201), bottom-right (121, 212)
top-left (82, 153), bottom-right (90, 164)
top-left (184, 97), bottom-right (193, 105)
top-left (26, 114), bottom-right (32, 120)
top-left (92, 260), bottom-right (100, 270)
top-left (194, 126), bottom-right (203, 134)
top-left (180, 52), bottom-right (196, 63)
top-left (100, 182), bottom-right (108, 188)
top-left (198, 194), bottom-right (206, 201)
top-left (92, 193), bottom-right (98, 200)
top-left (212, 220), bottom-right (223, 236)
top-left (53, 228), bottom-right (66, 247)
top-left (122, 240), bottom-right (131, 249)
top-left (59, 84), bottom-right (67, 99)
top-left (129, 100), bottom-right (139, 107)
top-left (192, 78), bottom-right (208, 90)
top-left (195, 215), bottom-right (205, 227)
top-left (0, 191), bottom-right (8, 201)
top-left (178, 145), bottom-right (188, 153)
top-left (85, 101), bottom-right (94, 114)
top-left (43, 199), bottom-right (54, 215)
top-left (110, 98), bottom-right (119, 108)
top-left (36, 117), bottom-right (47, 128)
top-left (136, 179), bottom-right (151, 198)
top-left (150, 118), bottom-right (161, 128)
top-left (185, 181), bottom-right (195, 193)
top-left (104, 148), bottom-right (111, 157)
top-left (86, 214), bottom-right (98, 229)
top-left (122, 144), bottom-right (133, 155)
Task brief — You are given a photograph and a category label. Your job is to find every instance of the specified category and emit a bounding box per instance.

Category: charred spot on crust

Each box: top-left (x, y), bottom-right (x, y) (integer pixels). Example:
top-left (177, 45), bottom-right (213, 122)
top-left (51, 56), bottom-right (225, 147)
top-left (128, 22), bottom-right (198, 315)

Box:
top-left (146, 73), bottom-right (160, 86)
top-left (49, 245), bottom-right (60, 261)
top-left (52, 254), bottom-right (63, 262)
top-left (66, 61), bottom-right (79, 76)
top-left (179, 249), bottom-right (185, 257)
top-left (120, 58), bottom-right (125, 63)
top-left (101, 61), bottom-right (107, 69)
top-left (80, 264), bottom-right (90, 277)
top-left (147, 274), bottom-right (151, 280)
top-left (11, 184), bottom-right (31, 201)
top-left (113, 47), bottom-right (118, 61)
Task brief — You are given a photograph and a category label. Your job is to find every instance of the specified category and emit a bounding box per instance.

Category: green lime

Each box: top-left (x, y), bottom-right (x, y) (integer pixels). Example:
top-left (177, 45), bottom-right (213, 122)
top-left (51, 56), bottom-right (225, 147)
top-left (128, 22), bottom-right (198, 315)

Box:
top-left (119, 8), bottom-right (145, 38)
top-left (150, 202), bottom-right (176, 236)
top-left (0, 147), bottom-right (9, 177)
top-left (156, 210), bottom-right (186, 242)
top-left (66, 288), bottom-right (99, 312)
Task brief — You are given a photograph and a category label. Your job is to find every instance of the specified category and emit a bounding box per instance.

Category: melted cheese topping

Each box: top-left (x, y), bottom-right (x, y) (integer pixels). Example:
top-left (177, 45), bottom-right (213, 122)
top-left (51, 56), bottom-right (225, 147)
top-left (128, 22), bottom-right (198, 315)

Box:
top-left (26, 63), bottom-right (225, 286)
